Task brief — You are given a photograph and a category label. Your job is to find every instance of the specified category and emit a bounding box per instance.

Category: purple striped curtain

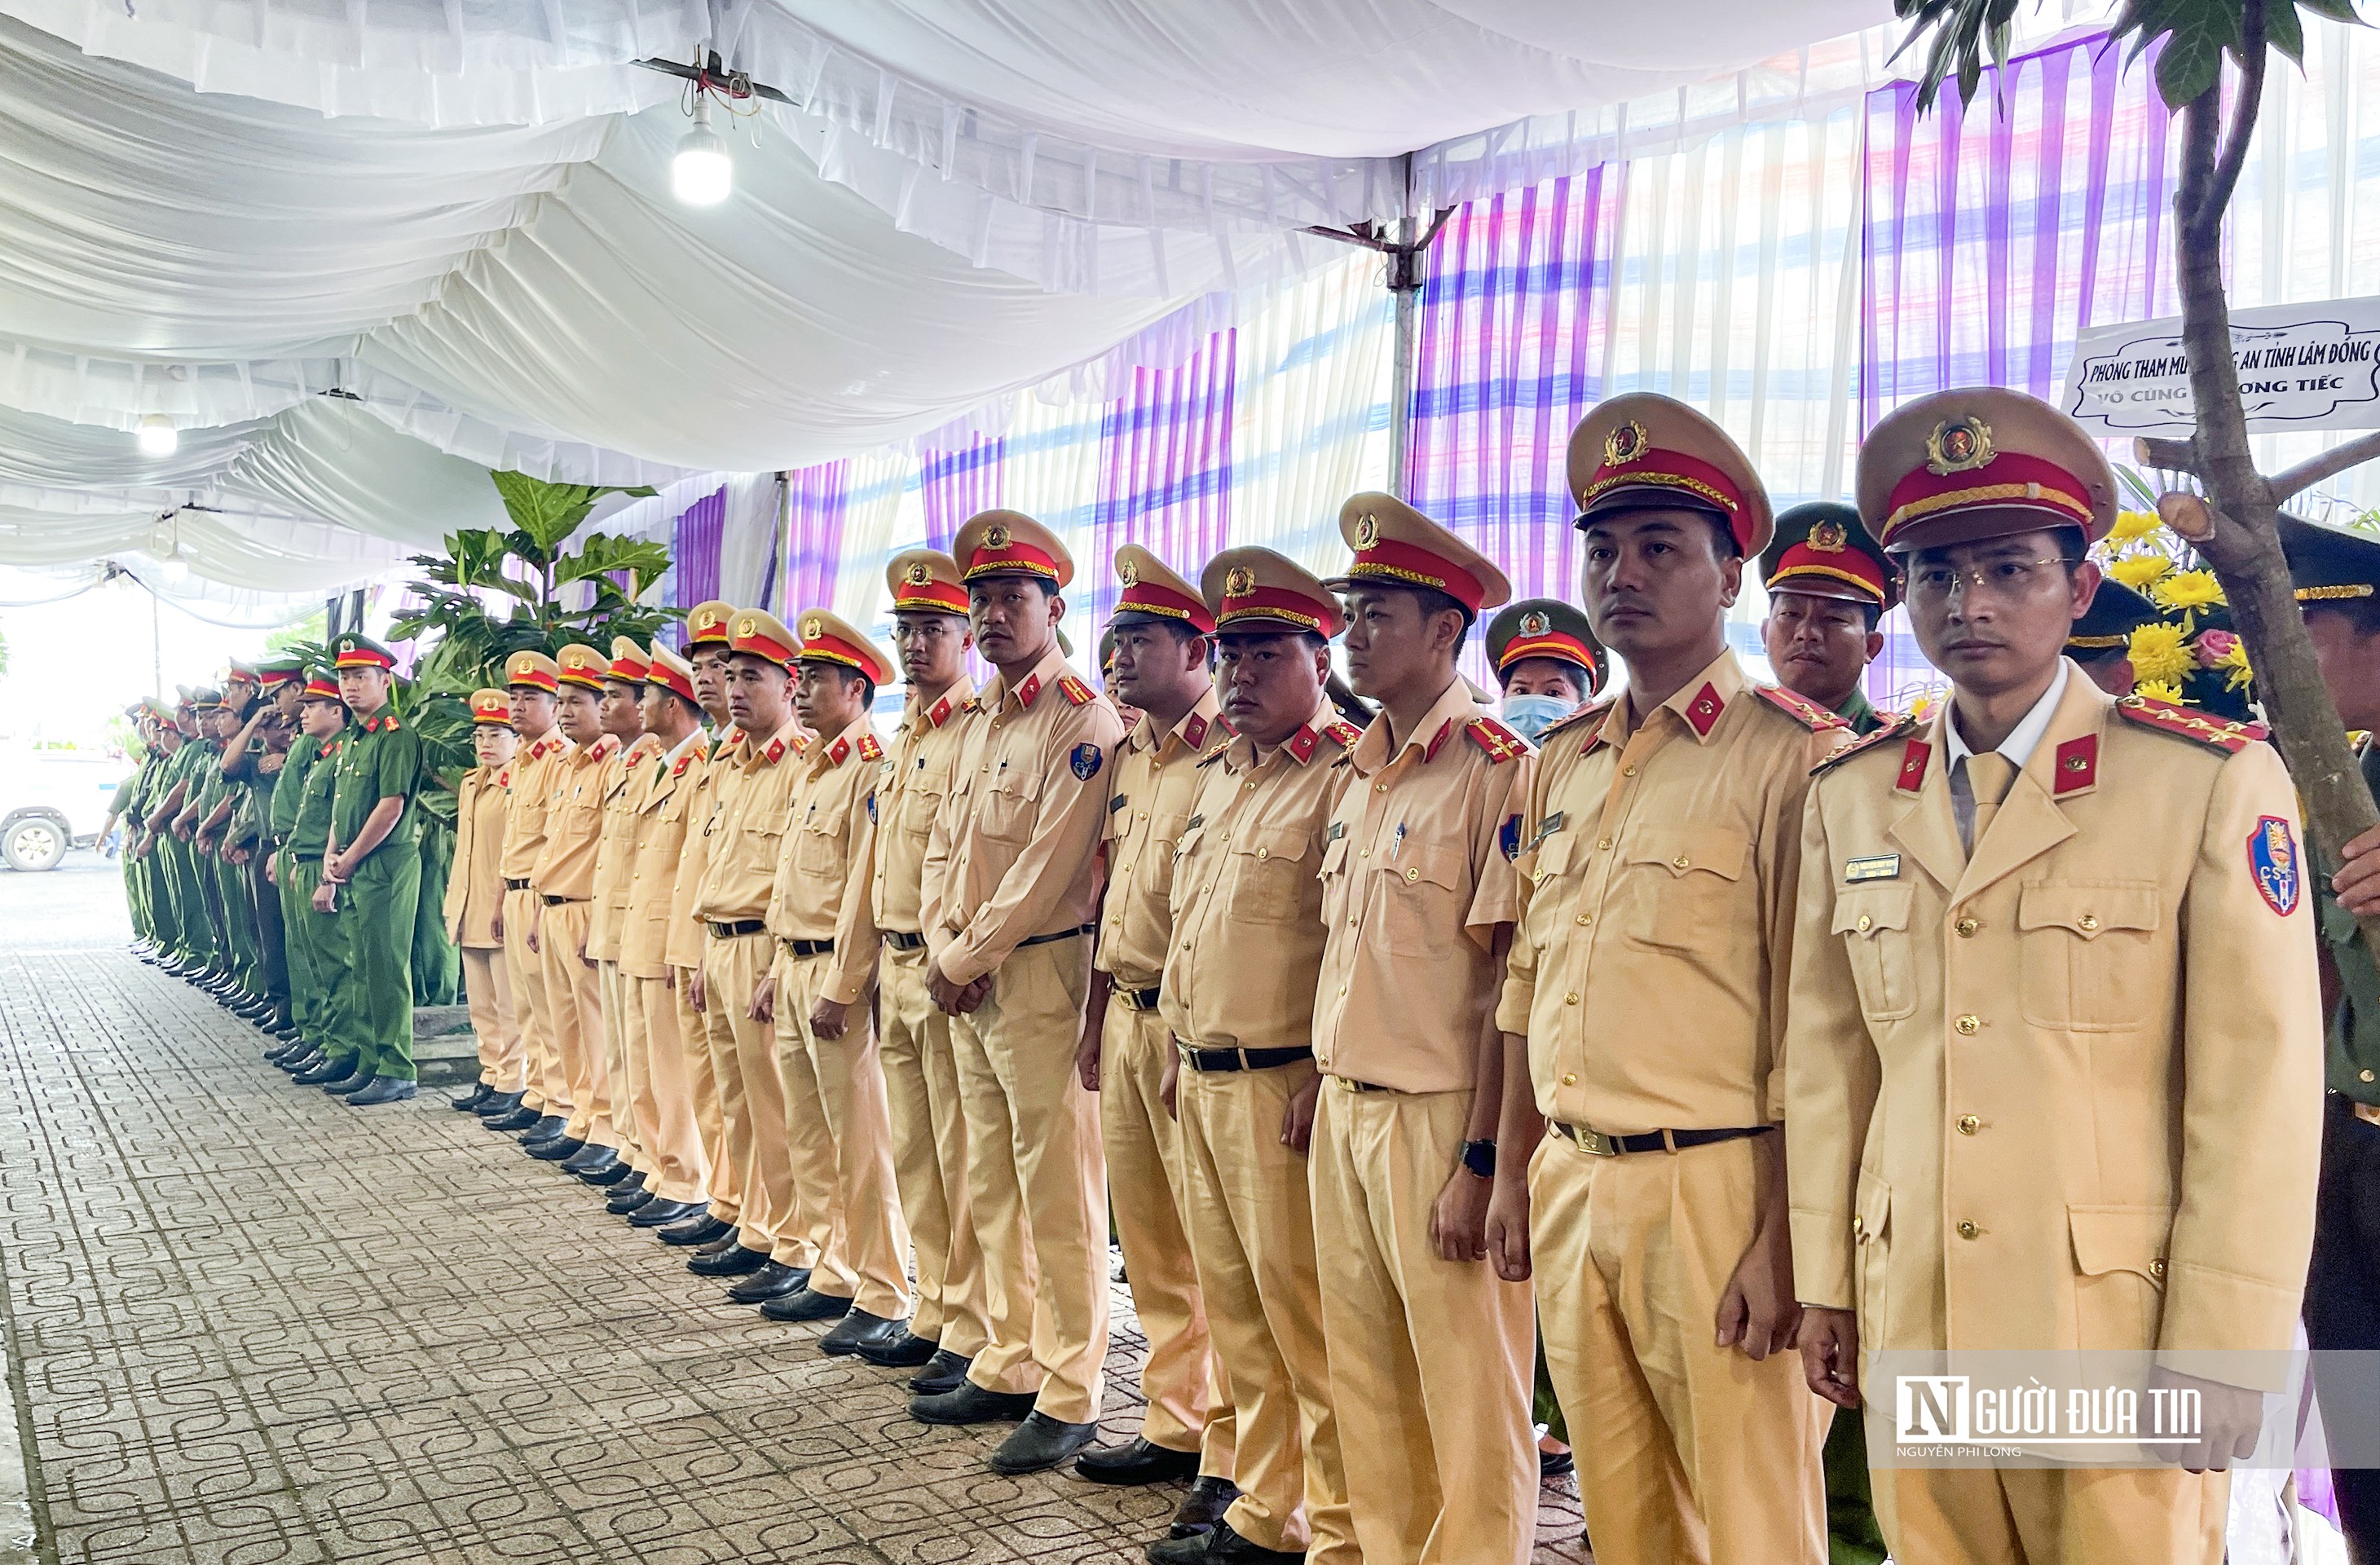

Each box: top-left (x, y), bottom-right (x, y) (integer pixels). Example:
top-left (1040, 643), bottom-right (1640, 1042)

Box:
top-left (669, 486), bottom-right (725, 609)
top-left (1084, 328), bottom-right (1237, 649)
top-left (919, 435), bottom-right (1007, 552)
top-left (782, 461), bottom-right (849, 616)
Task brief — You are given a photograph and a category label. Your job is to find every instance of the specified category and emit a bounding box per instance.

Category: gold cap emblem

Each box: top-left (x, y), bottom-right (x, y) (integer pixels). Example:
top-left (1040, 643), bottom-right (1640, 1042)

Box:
top-left (905, 562), bottom-right (932, 586)
top-left (983, 523), bottom-right (1012, 549)
top-left (1603, 419), bottom-right (1650, 466)
top-left (1223, 565), bottom-right (1257, 597)
top-left (1118, 558), bottom-right (1139, 589)
top-left (696, 608), bottom-right (721, 630)
top-left (802, 616), bottom-right (823, 641)
top-left (1519, 610), bottom-right (1550, 636)
top-left (1924, 416), bottom-right (1996, 475)
top-left (1808, 519), bottom-right (1849, 553)
top-left (1353, 514), bottom-right (1380, 550)
top-left (734, 615), bottom-right (757, 637)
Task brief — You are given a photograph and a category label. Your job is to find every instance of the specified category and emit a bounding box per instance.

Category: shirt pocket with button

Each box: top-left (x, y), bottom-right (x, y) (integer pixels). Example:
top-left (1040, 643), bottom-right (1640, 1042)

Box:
top-left (976, 764), bottom-right (1042, 844)
top-left (2015, 881), bottom-right (2163, 1032)
top-left (2066, 1203), bottom-right (2172, 1350)
top-left (1833, 884), bottom-right (1918, 1021)
top-left (1224, 826), bottom-right (1312, 926)
top-left (1135, 811), bottom-right (1191, 903)
top-left (1380, 841), bottom-right (1466, 957)
top-left (1623, 826), bottom-right (1753, 952)
top-left (794, 817), bottom-right (844, 879)
top-left (897, 760), bottom-right (950, 840)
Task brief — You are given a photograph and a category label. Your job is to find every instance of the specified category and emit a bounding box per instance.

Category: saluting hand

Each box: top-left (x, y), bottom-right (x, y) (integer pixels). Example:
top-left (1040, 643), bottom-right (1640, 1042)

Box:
top-left (1798, 1307), bottom-right (1862, 1408)
top-left (2335, 821), bottom-right (2380, 919)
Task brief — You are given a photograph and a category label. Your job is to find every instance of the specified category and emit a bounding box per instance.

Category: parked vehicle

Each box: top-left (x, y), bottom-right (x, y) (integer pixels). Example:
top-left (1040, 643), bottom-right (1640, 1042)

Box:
top-left (0, 745), bottom-right (125, 871)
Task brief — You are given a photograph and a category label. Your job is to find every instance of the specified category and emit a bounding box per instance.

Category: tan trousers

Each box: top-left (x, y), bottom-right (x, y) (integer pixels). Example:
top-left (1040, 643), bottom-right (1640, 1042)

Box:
top-left (502, 886), bottom-right (565, 1117)
top-left (1104, 1000), bottom-right (1234, 1469)
top-left (628, 973), bottom-right (709, 1203)
top-left (597, 960), bottom-right (644, 1172)
top-left (1532, 1130), bottom-right (1829, 1565)
top-left (772, 947), bottom-right (912, 1318)
top-left (536, 900), bottom-right (616, 1149)
top-left (879, 942), bottom-right (990, 1359)
top-left (700, 929), bottom-right (801, 1262)
top-left (950, 934), bottom-right (1107, 1416)
top-left (1178, 1058), bottom-right (1355, 1565)
top-left (1310, 1082), bottom-right (1536, 1565)
top-left (1875, 1464), bottom-right (2228, 1564)
top-left (675, 972), bottom-right (740, 1225)
top-left (459, 944), bottom-right (524, 1092)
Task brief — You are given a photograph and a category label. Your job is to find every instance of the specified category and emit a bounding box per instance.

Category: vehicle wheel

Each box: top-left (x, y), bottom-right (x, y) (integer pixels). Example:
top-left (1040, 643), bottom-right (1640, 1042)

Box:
top-left (2, 813), bottom-right (68, 872)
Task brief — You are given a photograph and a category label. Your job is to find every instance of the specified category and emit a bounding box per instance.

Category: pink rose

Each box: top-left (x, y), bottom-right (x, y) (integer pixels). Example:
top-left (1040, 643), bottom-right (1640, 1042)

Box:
top-left (2193, 628), bottom-right (2238, 668)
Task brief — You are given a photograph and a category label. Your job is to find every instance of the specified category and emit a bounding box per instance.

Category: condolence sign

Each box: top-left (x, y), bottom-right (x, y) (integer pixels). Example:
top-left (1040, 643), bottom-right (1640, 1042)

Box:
top-left (2060, 296), bottom-right (2380, 437)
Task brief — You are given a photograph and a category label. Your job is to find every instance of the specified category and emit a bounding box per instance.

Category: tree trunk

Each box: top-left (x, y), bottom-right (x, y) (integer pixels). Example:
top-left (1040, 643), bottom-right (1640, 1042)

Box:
top-left (2168, 88), bottom-right (2380, 959)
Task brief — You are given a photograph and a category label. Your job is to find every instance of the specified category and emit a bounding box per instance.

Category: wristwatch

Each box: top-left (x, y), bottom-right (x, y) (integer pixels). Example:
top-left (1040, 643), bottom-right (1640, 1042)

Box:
top-left (1460, 1138), bottom-right (1497, 1179)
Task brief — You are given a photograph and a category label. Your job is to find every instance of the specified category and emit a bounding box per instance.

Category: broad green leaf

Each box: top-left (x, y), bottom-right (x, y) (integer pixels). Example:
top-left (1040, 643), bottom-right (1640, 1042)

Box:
top-left (2267, 0), bottom-right (2306, 61)
top-left (2296, 0), bottom-right (2362, 21)
top-left (2156, 16), bottom-right (2230, 104)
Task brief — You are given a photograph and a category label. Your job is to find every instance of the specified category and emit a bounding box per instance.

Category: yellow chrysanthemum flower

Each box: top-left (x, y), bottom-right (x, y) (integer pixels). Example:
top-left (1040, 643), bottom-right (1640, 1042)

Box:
top-left (2218, 637), bottom-right (2254, 694)
top-left (2108, 553), bottom-right (2172, 590)
top-left (2108, 509), bottom-right (2165, 545)
top-left (2151, 567), bottom-right (2225, 613)
top-left (2127, 621), bottom-right (2197, 687)
top-left (2134, 680), bottom-right (2184, 705)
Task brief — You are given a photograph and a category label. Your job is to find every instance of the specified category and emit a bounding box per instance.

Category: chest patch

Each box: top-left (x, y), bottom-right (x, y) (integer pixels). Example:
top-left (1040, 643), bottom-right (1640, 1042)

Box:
top-left (2249, 815), bottom-right (2301, 917)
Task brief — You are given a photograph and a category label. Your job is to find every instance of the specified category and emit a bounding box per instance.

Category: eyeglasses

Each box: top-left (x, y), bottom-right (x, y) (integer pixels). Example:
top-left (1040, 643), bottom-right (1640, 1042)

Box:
top-left (1906, 558), bottom-right (2069, 604)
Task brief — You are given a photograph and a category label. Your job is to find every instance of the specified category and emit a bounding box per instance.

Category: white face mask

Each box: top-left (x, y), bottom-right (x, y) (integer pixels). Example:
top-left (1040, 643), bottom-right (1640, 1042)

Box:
top-left (1501, 693), bottom-right (1574, 743)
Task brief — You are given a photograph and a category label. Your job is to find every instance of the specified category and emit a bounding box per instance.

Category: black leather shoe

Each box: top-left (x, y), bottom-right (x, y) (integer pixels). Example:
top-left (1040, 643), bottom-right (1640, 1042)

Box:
top-left (345, 1076), bottom-right (417, 1106)
top-left (629, 1199), bottom-right (705, 1229)
top-left (293, 1056), bottom-right (355, 1086)
top-left (688, 1245), bottom-right (770, 1278)
top-left (1147, 1521), bottom-right (1298, 1565)
top-left (323, 1065), bottom-right (377, 1096)
top-left (659, 1214), bottom-right (733, 1246)
top-left (693, 1231), bottom-right (744, 1256)
top-left (729, 1263), bottom-right (811, 1305)
top-left (449, 1082), bottom-right (492, 1111)
top-left (855, 1329), bottom-right (941, 1369)
top-left (527, 1136), bottom-right (584, 1162)
top-left (818, 1309), bottom-right (906, 1357)
top-left (756, 1283), bottom-right (845, 1320)
top-left (473, 1089), bottom-right (524, 1118)
top-left (1169, 1475), bottom-right (1241, 1539)
top-left (908, 1381), bottom-right (1036, 1426)
top-left (989, 1412), bottom-right (1100, 1475)
top-left (607, 1184), bottom-right (654, 1216)
top-left (602, 1170), bottom-right (647, 1204)
top-left (560, 1144), bottom-right (617, 1176)
top-left (909, 1350), bottom-right (972, 1396)
top-left (280, 1049), bottom-right (325, 1077)
top-left (513, 1113), bottom-right (566, 1142)
top-left (576, 1157), bottom-right (634, 1187)
top-left (1076, 1437), bottom-right (1202, 1487)
top-left (486, 1104), bottom-right (542, 1132)
top-left (265, 1041), bottom-right (306, 1065)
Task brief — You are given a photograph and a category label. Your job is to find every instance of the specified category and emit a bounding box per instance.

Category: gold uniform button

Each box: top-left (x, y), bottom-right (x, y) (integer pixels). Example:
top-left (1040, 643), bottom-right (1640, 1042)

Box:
top-left (1855, 914), bottom-right (1872, 932)
top-left (2361, 1069), bottom-right (2375, 1083)
top-left (1622, 765), bottom-right (1637, 777)
top-left (1955, 916), bottom-right (1980, 937)
top-left (1256, 848), bottom-right (1269, 861)
top-left (1347, 919), bottom-right (1357, 929)
top-left (1560, 1072), bottom-right (1576, 1086)
top-left (1956, 1220), bottom-right (1979, 1240)
top-left (1136, 809), bottom-right (1146, 820)
top-left (1563, 992), bottom-right (1579, 1006)
top-left (1597, 837), bottom-right (1612, 851)
top-left (1956, 1114), bottom-right (1980, 1135)
top-left (2148, 1258), bottom-right (2167, 1281)
top-left (1373, 782), bottom-right (1387, 793)
top-left (2078, 913), bottom-right (2100, 932)
top-left (1955, 1015), bottom-right (1980, 1036)
top-left (1672, 854), bottom-right (1690, 869)
top-left (1360, 848), bottom-right (1370, 859)
top-left (1851, 1215), bottom-right (1865, 1238)
top-left (1575, 912), bottom-right (1592, 926)
top-left (1404, 867), bottom-right (1420, 882)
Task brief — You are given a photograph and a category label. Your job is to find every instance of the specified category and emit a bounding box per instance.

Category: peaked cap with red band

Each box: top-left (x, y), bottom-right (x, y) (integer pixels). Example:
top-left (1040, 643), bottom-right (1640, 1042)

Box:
top-left (794, 608), bottom-right (892, 686)
top-left (607, 635), bottom-right (651, 683)
top-left (1857, 387), bottom-right (2115, 553)
top-left (555, 643), bottom-right (609, 692)
top-left (646, 641), bottom-right (699, 704)
top-left (300, 673), bottom-right (343, 703)
top-left (1324, 492), bottom-right (1510, 615)
top-left (1201, 546), bottom-right (1344, 638)
top-left (954, 509), bottom-right (1073, 588)
top-left (1759, 501), bottom-right (1898, 609)
top-left (1111, 544), bottom-right (1216, 634)
top-left (258, 659), bottom-right (303, 689)
top-left (469, 687), bottom-right (514, 726)
top-left (1568, 393), bottom-right (1774, 558)
top-left (1485, 598), bottom-right (1604, 694)
top-left (330, 633), bottom-right (399, 672)
top-left (728, 609), bottom-right (800, 671)
top-left (886, 549), bottom-right (969, 616)
top-left (505, 650), bottom-right (560, 694)
top-left (684, 600), bottom-right (736, 650)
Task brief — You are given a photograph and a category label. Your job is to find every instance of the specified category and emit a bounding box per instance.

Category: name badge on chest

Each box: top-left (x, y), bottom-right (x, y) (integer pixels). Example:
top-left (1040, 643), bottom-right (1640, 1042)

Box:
top-left (1844, 853), bottom-right (1901, 884)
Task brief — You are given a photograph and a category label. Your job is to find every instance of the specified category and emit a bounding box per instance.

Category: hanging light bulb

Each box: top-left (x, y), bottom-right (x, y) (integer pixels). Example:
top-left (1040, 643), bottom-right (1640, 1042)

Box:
top-left (136, 413), bottom-right (178, 457)
top-left (672, 95), bottom-right (733, 206)
top-left (159, 548), bottom-right (191, 586)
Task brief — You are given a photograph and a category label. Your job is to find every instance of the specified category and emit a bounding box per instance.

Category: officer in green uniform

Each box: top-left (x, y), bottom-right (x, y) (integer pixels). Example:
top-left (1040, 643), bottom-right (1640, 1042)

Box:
top-left (284, 673), bottom-right (356, 1084)
top-left (1484, 597), bottom-right (1602, 742)
top-left (190, 688), bottom-right (264, 1008)
top-left (2280, 512), bottom-right (2380, 1561)
top-left (130, 704), bottom-right (188, 965)
top-left (174, 691), bottom-right (237, 985)
top-left (145, 696), bottom-right (206, 973)
top-left (317, 633), bottom-right (424, 1105)
top-left (2061, 577), bottom-right (2157, 695)
top-left (240, 660), bottom-right (306, 1038)
top-left (263, 670), bottom-right (333, 1068)
top-left (1757, 500), bottom-right (1899, 735)
top-left (108, 714), bottom-right (156, 950)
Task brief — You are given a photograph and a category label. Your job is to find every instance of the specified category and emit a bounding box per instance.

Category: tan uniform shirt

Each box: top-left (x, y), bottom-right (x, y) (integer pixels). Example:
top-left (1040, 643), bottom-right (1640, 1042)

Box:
top-left (1312, 677), bottom-right (1530, 1095)
top-left (1161, 701), bottom-right (1359, 1054)
top-left (444, 762), bottom-right (511, 948)
top-left (499, 732), bottom-right (573, 883)
top-left (532, 734), bottom-right (615, 902)
top-left (694, 717), bottom-right (808, 924)
top-left (1096, 689), bottom-right (1233, 991)
top-left (589, 733), bottom-right (663, 960)
top-left (765, 713), bottom-right (885, 1007)
top-left (1498, 650), bottom-right (1844, 1134)
top-left (666, 728), bottom-right (733, 969)
top-left (621, 729), bottom-right (705, 982)
top-left (872, 677), bottom-right (976, 936)
top-left (922, 646), bottom-right (1126, 988)
top-left (1785, 672), bottom-right (2323, 1373)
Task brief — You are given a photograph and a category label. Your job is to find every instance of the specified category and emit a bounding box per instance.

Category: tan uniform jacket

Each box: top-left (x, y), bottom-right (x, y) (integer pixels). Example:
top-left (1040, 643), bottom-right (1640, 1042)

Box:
top-left (532, 734), bottom-right (615, 902)
top-left (872, 678), bottom-right (975, 935)
top-left (921, 646), bottom-right (1126, 987)
top-left (1097, 689), bottom-right (1233, 990)
top-left (694, 717), bottom-right (807, 924)
top-left (590, 733), bottom-right (663, 960)
top-left (1312, 677), bottom-right (1531, 1094)
top-left (1784, 669), bottom-right (2323, 1378)
top-left (765, 713), bottom-right (885, 1007)
top-left (444, 762), bottom-right (511, 948)
top-left (620, 731), bottom-right (703, 981)
top-left (499, 733), bottom-right (573, 883)
top-left (665, 729), bottom-right (732, 970)
top-left (1498, 650), bottom-right (1844, 1132)
top-left (1161, 702), bottom-right (1359, 1053)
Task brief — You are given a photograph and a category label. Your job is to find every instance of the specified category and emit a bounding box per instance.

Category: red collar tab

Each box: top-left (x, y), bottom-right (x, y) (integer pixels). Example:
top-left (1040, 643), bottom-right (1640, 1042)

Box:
top-left (1464, 716), bottom-right (1528, 764)
top-left (626, 747), bottom-right (648, 768)
top-left (1682, 682), bottom-right (1725, 738)
top-left (363, 713), bottom-right (400, 734)
top-left (1753, 685), bottom-right (1849, 732)
top-left (497, 766), bottom-right (511, 787)
top-left (1181, 712), bottom-right (1206, 749)
top-left (857, 733), bottom-right (884, 763)
top-left (588, 735), bottom-right (615, 761)
top-left (1016, 673), bottom-right (1043, 708)
top-left (671, 752), bottom-right (694, 778)
top-left (827, 736), bottom-right (851, 766)
top-left (1058, 675), bottom-right (1095, 707)
top-left (765, 735), bottom-right (787, 765)
top-left (927, 694), bottom-right (955, 729)
top-left (1423, 718), bottom-right (1455, 763)
top-left (1896, 738), bottom-right (1933, 793)
top-left (1285, 725), bottom-right (1320, 764)
top-left (2052, 734), bottom-right (2098, 795)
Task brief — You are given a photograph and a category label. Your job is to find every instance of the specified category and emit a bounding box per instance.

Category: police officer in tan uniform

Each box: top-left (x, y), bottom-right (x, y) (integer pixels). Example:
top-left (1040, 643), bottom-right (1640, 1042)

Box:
top-left (1788, 388), bottom-right (2325, 1565)
top-left (857, 551), bottom-right (994, 1395)
top-left (1308, 493), bottom-right (1536, 1565)
top-left (1488, 395), bottom-right (1840, 1565)
top-left (1155, 549), bottom-right (1364, 1565)
top-left (1075, 545), bottom-right (1239, 1519)
top-left (584, 637), bottom-right (661, 1190)
top-left (915, 510), bottom-right (1126, 1476)
top-left (1758, 502), bottom-right (1897, 736)
top-left (446, 689), bottom-right (525, 1117)
top-left (488, 651), bottom-right (574, 1140)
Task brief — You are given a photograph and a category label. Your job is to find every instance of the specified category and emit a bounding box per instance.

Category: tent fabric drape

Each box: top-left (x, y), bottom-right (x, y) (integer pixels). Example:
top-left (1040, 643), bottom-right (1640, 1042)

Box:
top-left (668, 487), bottom-right (727, 611)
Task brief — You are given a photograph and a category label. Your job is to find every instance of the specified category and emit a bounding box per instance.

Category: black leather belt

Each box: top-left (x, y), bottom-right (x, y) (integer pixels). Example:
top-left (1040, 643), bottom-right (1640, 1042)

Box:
top-left (1549, 1122), bottom-right (1775, 1158)
top-left (1113, 984), bottom-right (1162, 1012)
top-left (1179, 1044), bottom-right (1311, 1074)
top-left (540, 894), bottom-right (586, 907)
top-left (1018, 922), bottom-right (1096, 950)
top-left (293, 851), bottom-right (323, 862)
top-left (707, 919), bottom-right (768, 939)
top-left (505, 877), bottom-right (533, 891)
top-left (779, 937), bottom-right (835, 958)
top-left (882, 930), bottom-right (927, 951)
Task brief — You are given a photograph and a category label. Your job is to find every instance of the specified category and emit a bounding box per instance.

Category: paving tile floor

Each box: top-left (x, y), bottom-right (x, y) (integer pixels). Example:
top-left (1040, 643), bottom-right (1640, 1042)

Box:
top-left (0, 861), bottom-right (1592, 1563)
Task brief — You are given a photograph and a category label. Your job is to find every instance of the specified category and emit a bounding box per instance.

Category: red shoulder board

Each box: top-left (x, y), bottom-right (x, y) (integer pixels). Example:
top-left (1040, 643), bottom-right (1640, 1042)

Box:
top-left (1812, 712), bottom-right (1926, 780)
top-left (2113, 694), bottom-right (2263, 755)
top-left (1754, 685), bottom-right (1849, 731)
top-left (1540, 699), bottom-right (1614, 751)
top-left (1321, 719), bottom-right (1362, 749)
top-left (1058, 675), bottom-right (1096, 707)
top-left (1464, 716), bottom-right (1528, 764)
top-left (857, 734), bottom-right (884, 763)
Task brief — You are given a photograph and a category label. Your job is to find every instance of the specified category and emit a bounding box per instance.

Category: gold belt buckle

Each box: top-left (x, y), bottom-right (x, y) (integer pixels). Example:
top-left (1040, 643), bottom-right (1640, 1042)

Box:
top-left (1564, 1122), bottom-right (1620, 1157)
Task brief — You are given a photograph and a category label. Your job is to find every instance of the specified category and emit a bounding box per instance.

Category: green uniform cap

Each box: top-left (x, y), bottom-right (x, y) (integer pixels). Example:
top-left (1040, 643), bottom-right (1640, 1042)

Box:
top-left (2279, 512), bottom-right (2380, 607)
top-left (1485, 598), bottom-right (1605, 696)
top-left (329, 633), bottom-right (400, 673)
top-left (1760, 501), bottom-right (1898, 611)
top-left (2066, 580), bottom-right (2160, 659)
